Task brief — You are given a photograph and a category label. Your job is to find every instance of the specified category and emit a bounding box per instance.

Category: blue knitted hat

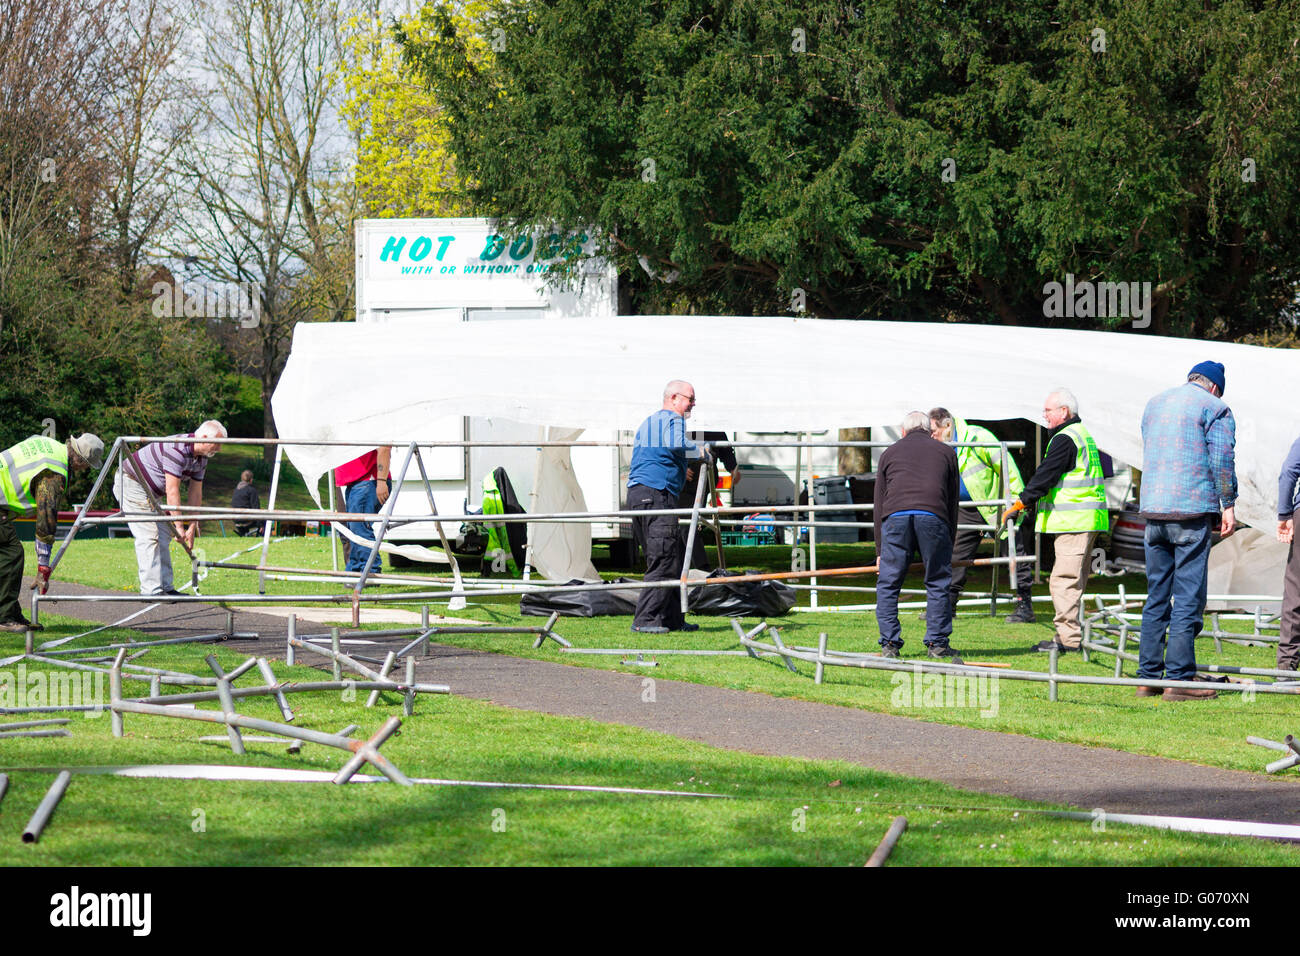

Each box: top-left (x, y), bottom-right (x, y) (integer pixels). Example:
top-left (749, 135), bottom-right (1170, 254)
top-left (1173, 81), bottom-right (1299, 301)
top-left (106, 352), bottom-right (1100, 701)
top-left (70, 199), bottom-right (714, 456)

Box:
top-left (1188, 361), bottom-right (1225, 395)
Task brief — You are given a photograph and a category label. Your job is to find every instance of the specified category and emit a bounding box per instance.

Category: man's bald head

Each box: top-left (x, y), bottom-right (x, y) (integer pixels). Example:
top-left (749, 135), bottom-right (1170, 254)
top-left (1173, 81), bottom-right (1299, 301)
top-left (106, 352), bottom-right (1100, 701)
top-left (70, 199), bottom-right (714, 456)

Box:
top-left (663, 380), bottom-right (696, 418)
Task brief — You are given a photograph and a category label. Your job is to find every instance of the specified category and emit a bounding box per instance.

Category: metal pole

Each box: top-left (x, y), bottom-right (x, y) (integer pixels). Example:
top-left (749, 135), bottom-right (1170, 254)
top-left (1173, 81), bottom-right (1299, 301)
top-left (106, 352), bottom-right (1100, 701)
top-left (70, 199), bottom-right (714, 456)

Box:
top-left (257, 658), bottom-right (294, 721)
top-left (109, 648), bottom-right (125, 737)
top-left (22, 771), bottom-right (72, 844)
top-left (352, 440), bottom-right (418, 618)
top-left (328, 468), bottom-right (339, 573)
top-left (410, 444), bottom-right (467, 611)
top-left (679, 457), bottom-right (710, 615)
top-left (404, 658), bottom-right (415, 716)
top-left (366, 651), bottom-right (397, 707)
top-left (47, 435), bottom-right (124, 573)
top-left (809, 498), bottom-right (819, 610)
top-left (331, 627), bottom-right (341, 681)
top-left (286, 614), bottom-right (296, 666)
top-left (131, 679), bottom-right (448, 706)
top-left (865, 816), bottom-right (907, 867)
top-left (331, 716), bottom-right (411, 786)
top-left (0, 718), bottom-right (71, 731)
top-left (257, 443), bottom-right (285, 594)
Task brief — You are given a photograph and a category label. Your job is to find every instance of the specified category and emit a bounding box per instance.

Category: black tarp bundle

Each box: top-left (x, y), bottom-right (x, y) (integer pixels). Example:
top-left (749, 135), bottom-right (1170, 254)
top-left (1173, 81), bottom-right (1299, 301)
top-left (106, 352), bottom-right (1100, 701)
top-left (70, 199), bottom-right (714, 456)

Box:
top-left (520, 569), bottom-right (794, 618)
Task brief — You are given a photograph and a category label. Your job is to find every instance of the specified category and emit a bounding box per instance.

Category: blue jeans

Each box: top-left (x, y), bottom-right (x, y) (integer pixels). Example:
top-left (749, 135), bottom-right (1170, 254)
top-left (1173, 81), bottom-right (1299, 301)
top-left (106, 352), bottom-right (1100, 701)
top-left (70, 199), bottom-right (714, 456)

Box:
top-left (345, 480), bottom-right (381, 573)
top-left (876, 513), bottom-right (954, 648)
top-left (1138, 516), bottom-right (1213, 681)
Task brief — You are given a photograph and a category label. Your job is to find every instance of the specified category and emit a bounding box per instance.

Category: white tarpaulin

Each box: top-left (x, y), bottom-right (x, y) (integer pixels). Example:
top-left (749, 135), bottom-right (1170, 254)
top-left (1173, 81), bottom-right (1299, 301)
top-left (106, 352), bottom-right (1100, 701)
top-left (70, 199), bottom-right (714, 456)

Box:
top-left (272, 315), bottom-right (1291, 530)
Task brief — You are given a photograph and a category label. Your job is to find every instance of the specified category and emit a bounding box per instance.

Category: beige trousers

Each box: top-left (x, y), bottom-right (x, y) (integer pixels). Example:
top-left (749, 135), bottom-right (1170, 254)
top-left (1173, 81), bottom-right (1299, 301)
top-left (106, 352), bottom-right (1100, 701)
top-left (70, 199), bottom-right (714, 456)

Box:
top-left (1049, 532), bottom-right (1096, 648)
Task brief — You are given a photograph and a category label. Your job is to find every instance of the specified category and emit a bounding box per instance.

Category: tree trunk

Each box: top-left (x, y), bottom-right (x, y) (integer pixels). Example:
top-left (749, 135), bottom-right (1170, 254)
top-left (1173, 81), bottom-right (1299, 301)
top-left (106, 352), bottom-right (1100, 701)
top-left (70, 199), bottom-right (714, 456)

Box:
top-left (838, 427), bottom-right (871, 474)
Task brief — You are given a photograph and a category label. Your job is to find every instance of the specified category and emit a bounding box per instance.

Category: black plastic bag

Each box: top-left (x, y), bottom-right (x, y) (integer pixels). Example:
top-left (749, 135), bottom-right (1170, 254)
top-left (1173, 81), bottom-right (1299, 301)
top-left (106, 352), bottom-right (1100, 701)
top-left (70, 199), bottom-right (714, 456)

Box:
top-left (687, 568), bottom-right (795, 617)
top-left (520, 578), bottom-right (640, 617)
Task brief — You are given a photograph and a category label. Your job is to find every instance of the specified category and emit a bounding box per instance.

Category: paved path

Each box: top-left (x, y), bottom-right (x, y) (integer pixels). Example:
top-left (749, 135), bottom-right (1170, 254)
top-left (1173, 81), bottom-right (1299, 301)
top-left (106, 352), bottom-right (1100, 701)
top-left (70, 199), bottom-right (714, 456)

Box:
top-left (18, 580), bottom-right (1300, 825)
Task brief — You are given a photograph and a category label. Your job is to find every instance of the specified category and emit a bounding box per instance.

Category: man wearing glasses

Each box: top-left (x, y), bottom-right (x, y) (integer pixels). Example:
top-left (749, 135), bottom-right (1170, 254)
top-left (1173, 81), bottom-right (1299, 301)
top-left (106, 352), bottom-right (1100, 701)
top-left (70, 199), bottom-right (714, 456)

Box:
top-left (1002, 389), bottom-right (1108, 653)
top-left (626, 380), bottom-right (706, 634)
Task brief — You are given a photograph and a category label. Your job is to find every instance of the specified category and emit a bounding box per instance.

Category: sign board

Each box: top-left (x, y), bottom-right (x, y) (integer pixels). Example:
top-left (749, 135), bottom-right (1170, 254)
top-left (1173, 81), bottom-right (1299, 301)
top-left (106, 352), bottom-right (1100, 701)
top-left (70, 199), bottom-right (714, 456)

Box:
top-left (355, 217), bottom-right (618, 319)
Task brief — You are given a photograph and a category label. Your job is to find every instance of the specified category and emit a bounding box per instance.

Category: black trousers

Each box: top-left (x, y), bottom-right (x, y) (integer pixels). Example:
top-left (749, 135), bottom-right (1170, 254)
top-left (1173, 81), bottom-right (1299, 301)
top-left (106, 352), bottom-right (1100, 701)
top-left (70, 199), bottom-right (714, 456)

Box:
top-left (949, 506), bottom-right (1032, 605)
top-left (0, 515), bottom-right (25, 623)
top-left (628, 484), bottom-right (685, 629)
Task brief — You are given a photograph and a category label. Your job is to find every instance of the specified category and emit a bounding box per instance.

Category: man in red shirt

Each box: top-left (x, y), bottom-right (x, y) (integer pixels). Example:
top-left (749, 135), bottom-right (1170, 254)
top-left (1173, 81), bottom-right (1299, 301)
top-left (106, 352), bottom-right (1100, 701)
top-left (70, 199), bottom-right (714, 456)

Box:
top-left (335, 448), bottom-right (391, 574)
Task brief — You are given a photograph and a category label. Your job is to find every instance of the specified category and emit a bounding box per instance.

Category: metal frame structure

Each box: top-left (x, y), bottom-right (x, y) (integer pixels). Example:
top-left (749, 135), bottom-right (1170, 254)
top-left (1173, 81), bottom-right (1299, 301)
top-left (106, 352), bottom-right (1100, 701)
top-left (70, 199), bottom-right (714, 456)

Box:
top-left (37, 434), bottom-right (1032, 628)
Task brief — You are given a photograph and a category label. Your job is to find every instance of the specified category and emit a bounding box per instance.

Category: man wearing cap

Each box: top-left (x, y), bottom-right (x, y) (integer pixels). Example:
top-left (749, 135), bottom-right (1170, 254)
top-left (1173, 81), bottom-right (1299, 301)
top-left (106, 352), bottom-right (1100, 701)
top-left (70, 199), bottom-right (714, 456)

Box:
top-left (0, 432), bottom-right (104, 631)
top-left (1134, 362), bottom-right (1236, 701)
top-left (113, 421), bottom-right (225, 596)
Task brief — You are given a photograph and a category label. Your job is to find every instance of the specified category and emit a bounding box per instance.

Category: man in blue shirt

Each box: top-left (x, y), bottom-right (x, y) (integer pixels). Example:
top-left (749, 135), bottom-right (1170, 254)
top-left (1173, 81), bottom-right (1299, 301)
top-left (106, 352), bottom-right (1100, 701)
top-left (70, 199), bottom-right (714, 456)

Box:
top-left (627, 380), bottom-right (705, 634)
top-left (1277, 432), bottom-right (1300, 671)
top-left (1136, 361), bottom-right (1237, 701)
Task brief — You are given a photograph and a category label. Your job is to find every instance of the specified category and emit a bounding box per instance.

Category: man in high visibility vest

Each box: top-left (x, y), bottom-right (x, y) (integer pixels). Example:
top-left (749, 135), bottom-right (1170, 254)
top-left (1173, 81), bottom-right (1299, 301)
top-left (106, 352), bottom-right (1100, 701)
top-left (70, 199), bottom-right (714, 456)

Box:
top-left (1002, 388), bottom-right (1108, 653)
top-left (0, 433), bottom-right (104, 631)
top-left (929, 408), bottom-right (1034, 623)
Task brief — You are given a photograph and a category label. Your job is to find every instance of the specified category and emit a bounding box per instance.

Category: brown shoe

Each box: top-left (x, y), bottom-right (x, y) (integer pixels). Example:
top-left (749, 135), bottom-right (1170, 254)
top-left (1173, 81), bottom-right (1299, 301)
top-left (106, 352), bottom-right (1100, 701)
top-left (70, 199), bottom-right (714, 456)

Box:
top-left (1162, 685), bottom-right (1218, 701)
top-left (0, 621), bottom-right (29, 633)
top-left (1135, 685), bottom-right (1162, 698)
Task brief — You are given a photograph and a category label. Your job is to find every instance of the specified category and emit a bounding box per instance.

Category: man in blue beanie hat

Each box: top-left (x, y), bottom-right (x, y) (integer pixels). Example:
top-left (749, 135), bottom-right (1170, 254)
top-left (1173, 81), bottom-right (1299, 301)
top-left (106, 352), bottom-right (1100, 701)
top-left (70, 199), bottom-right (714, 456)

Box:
top-left (1135, 361), bottom-right (1237, 701)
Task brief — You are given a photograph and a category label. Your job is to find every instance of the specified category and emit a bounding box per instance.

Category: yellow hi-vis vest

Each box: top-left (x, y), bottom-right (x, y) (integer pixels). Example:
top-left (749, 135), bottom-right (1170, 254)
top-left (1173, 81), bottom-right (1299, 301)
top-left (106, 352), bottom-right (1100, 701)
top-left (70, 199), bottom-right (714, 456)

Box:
top-left (1035, 422), bottom-right (1108, 534)
top-left (0, 436), bottom-right (68, 516)
top-left (955, 418), bottom-right (1024, 535)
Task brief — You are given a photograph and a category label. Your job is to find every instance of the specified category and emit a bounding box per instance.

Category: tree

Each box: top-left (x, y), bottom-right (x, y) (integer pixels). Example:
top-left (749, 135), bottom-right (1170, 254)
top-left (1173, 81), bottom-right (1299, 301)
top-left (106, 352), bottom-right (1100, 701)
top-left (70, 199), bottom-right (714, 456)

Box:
top-left (0, 0), bottom-right (235, 459)
top-left (100, 0), bottom-right (195, 297)
top-left (173, 0), bottom-right (356, 453)
top-left (399, 0), bottom-right (1300, 338)
top-left (341, 0), bottom-right (486, 217)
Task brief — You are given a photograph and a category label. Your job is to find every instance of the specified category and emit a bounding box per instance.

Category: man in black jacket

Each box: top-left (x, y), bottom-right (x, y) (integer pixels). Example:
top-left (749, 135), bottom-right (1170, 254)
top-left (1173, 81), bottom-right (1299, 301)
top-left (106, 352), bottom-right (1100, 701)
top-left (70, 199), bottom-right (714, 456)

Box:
top-left (873, 411), bottom-right (962, 662)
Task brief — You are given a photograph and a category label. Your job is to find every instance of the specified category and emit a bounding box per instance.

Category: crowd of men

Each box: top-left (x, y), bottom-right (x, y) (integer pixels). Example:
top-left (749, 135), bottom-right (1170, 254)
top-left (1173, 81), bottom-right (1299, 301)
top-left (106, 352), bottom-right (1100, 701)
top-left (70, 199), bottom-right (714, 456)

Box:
top-left (626, 364), bottom-right (1295, 700)
top-left (0, 364), bottom-right (1294, 700)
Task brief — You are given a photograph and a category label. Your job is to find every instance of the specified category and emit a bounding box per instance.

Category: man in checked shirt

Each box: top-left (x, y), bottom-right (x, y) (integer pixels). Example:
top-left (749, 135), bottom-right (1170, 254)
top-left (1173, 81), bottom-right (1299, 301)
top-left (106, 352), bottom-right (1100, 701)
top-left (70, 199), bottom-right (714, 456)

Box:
top-left (113, 421), bottom-right (226, 596)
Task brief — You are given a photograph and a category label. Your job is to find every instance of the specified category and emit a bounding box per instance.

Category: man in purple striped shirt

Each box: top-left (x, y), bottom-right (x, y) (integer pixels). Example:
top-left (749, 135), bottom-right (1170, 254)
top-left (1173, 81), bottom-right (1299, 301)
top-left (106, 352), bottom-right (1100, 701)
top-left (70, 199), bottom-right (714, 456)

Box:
top-left (113, 421), bottom-right (226, 595)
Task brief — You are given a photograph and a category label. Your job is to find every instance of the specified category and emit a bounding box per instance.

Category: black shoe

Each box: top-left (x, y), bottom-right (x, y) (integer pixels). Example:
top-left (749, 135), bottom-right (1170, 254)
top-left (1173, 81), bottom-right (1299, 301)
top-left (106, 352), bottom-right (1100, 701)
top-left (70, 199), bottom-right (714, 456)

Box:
top-left (1004, 599), bottom-right (1036, 624)
top-left (878, 644), bottom-right (902, 659)
top-left (1033, 640), bottom-right (1075, 653)
top-left (927, 643), bottom-right (964, 664)
top-left (631, 625), bottom-right (669, 635)
top-left (673, 622), bottom-right (700, 633)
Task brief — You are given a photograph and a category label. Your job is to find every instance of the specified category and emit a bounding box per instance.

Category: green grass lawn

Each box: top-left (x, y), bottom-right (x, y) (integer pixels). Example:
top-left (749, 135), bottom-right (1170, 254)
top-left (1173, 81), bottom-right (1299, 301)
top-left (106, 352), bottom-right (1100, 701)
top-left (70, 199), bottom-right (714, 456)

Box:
top-left (25, 538), bottom-right (1296, 778)
top-left (1, 634), bottom-right (1296, 866)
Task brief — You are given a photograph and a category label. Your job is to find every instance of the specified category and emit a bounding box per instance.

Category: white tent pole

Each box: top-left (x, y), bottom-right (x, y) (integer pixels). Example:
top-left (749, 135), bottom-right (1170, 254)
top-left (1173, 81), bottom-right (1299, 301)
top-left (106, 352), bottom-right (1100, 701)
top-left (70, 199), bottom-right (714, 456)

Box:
top-left (410, 444), bottom-right (467, 612)
top-left (678, 460), bottom-right (710, 615)
top-left (328, 468), bottom-right (339, 572)
top-left (257, 444), bottom-right (284, 595)
top-left (521, 426), bottom-right (546, 582)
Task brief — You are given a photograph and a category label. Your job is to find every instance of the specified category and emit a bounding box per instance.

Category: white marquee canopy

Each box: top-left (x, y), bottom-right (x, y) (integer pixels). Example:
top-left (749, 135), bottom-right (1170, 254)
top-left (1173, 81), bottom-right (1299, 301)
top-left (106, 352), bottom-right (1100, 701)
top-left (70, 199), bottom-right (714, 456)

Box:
top-left (272, 316), bottom-right (1293, 531)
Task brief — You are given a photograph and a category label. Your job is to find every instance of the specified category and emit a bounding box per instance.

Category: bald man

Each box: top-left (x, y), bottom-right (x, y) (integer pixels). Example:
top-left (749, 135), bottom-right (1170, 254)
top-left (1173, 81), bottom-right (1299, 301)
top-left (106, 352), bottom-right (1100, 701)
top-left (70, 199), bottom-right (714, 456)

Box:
top-left (626, 380), bottom-right (706, 634)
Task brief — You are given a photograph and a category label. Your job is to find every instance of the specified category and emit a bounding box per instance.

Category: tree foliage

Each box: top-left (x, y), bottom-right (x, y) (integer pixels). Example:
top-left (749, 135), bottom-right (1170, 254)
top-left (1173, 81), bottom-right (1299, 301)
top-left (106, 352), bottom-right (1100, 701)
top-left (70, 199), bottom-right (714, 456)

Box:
top-left (401, 0), bottom-right (1300, 337)
top-left (342, 0), bottom-right (489, 217)
top-left (0, 0), bottom-right (234, 453)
